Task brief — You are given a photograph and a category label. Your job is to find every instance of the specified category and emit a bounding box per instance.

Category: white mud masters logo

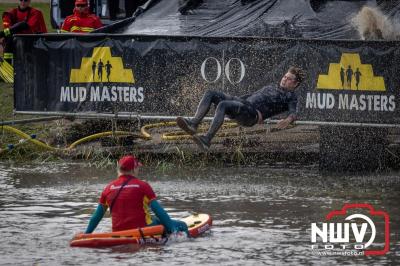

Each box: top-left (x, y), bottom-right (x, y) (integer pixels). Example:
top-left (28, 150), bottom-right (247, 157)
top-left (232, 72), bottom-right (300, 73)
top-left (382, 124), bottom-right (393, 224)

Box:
top-left (311, 203), bottom-right (390, 256)
top-left (306, 53), bottom-right (395, 112)
top-left (60, 47), bottom-right (144, 103)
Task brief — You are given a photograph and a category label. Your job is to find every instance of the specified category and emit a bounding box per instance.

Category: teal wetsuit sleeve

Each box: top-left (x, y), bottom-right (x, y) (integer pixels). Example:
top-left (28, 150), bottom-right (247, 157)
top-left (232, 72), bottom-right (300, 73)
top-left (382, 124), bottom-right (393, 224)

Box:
top-left (150, 200), bottom-right (189, 236)
top-left (85, 204), bottom-right (106, 233)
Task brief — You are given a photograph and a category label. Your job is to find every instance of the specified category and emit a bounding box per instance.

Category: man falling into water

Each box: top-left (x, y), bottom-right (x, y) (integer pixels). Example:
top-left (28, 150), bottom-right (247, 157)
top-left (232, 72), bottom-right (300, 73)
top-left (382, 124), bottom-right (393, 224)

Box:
top-left (176, 66), bottom-right (305, 150)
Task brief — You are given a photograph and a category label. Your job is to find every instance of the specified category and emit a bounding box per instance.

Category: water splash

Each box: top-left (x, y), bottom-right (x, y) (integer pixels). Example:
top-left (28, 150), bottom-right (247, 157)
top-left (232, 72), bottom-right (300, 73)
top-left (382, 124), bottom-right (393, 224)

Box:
top-left (166, 231), bottom-right (189, 243)
top-left (352, 6), bottom-right (400, 40)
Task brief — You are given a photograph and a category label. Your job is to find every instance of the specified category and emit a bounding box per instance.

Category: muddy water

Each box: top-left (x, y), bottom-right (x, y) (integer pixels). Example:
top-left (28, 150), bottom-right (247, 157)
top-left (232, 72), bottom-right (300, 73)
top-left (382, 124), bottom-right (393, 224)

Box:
top-left (0, 162), bottom-right (399, 265)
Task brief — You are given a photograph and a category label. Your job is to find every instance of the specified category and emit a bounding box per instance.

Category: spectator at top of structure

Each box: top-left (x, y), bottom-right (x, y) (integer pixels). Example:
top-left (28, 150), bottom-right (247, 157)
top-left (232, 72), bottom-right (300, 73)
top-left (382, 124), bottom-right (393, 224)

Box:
top-left (61, 0), bottom-right (103, 33)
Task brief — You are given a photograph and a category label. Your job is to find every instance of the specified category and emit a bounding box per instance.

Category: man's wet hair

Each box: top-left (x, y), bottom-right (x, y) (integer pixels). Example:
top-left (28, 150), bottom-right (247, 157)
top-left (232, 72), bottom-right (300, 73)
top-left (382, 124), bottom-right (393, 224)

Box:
top-left (288, 66), bottom-right (305, 83)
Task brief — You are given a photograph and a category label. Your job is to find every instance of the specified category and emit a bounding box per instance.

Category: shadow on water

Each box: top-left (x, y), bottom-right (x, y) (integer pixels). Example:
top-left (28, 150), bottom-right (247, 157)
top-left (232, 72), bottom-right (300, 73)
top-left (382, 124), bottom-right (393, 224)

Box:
top-left (0, 162), bottom-right (398, 265)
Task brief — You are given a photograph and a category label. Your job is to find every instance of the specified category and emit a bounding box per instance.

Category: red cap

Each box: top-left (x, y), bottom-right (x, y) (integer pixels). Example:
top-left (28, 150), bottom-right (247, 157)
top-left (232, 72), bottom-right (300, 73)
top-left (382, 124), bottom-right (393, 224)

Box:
top-left (75, 0), bottom-right (88, 6)
top-left (118, 155), bottom-right (143, 171)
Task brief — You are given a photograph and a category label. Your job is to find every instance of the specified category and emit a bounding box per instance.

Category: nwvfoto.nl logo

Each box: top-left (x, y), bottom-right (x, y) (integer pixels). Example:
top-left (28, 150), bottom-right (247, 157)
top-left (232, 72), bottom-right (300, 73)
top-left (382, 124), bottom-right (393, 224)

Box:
top-left (310, 203), bottom-right (390, 256)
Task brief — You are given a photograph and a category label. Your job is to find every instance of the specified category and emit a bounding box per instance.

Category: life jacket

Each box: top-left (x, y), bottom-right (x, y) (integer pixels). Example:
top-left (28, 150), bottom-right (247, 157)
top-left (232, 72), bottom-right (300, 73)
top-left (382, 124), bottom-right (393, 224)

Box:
top-left (61, 9), bottom-right (102, 33)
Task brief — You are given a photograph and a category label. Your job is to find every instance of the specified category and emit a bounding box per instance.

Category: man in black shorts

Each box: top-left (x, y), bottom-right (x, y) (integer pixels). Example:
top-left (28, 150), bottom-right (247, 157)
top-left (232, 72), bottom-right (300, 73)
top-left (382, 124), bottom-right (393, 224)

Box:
top-left (176, 66), bottom-right (305, 150)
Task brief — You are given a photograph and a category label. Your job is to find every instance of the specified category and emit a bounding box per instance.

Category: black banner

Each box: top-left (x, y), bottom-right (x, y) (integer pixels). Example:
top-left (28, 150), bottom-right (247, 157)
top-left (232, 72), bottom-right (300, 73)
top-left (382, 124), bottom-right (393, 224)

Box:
top-left (14, 34), bottom-right (400, 124)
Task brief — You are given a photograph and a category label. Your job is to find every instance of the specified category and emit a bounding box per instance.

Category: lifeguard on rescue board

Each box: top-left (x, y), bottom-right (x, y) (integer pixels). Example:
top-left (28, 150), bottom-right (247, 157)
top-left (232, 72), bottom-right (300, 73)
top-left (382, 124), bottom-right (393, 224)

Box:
top-left (83, 155), bottom-right (189, 235)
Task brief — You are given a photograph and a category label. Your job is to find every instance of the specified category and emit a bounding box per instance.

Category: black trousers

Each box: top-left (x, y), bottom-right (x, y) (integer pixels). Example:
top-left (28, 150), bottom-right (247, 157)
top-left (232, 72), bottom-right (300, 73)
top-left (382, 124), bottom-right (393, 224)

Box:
top-left (3, 37), bottom-right (14, 64)
top-left (192, 90), bottom-right (259, 140)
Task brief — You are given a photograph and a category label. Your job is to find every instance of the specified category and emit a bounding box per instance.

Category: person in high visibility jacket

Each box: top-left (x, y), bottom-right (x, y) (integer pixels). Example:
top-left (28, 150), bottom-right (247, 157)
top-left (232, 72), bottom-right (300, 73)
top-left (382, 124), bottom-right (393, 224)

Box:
top-left (61, 0), bottom-right (102, 33)
top-left (1, 0), bottom-right (47, 64)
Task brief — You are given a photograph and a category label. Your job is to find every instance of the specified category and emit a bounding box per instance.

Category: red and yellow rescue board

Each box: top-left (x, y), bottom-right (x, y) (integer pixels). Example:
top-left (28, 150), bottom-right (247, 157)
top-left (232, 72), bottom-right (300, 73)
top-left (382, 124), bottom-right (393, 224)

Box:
top-left (70, 213), bottom-right (212, 248)
top-left (181, 213), bottom-right (212, 238)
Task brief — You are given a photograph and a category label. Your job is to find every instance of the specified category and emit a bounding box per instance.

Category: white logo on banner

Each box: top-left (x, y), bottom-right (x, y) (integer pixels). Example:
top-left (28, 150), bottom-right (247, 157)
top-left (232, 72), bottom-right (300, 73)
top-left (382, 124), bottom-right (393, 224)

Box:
top-left (201, 56), bottom-right (245, 85)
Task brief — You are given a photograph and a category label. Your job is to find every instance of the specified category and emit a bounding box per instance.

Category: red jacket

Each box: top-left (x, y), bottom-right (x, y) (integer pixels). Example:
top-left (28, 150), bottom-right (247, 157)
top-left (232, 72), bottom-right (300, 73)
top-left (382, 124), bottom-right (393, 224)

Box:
top-left (2, 7), bottom-right (47, 34)
top-left (61, 9), bottom-right (102, 33)
top-left (99, 175), bottom-right (157, 232)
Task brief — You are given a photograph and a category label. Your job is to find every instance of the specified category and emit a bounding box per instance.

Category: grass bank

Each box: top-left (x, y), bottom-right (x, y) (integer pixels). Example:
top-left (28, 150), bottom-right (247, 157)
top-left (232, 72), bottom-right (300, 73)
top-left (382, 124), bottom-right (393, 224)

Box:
top-left (0, 82), bottom-right (56, 161)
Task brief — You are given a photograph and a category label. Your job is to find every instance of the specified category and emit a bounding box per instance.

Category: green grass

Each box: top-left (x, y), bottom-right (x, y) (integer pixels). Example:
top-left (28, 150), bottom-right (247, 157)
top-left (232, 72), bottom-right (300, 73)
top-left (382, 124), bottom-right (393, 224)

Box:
top-left (0, 3), bottom-right (55, 32)
top-left (0, 82), bottom-right (13, 120)
top-left (0, 82), bottom-right (41, 121)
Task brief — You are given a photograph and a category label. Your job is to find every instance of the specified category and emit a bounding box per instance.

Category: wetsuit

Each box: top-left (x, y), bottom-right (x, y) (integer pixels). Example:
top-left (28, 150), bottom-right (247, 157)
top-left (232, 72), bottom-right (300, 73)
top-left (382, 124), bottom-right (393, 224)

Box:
top-left (191, 84), bottom-right (298, 141)
top-left (245, 84), bottom-right (298, 120)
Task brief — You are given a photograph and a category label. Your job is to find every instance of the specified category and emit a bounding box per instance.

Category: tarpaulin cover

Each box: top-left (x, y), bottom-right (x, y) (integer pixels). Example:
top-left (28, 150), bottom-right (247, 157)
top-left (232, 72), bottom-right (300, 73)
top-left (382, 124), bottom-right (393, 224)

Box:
top-left (14, 34), bottom-right (400, 124)
top-left (106, 0), bottom-right (400, 40)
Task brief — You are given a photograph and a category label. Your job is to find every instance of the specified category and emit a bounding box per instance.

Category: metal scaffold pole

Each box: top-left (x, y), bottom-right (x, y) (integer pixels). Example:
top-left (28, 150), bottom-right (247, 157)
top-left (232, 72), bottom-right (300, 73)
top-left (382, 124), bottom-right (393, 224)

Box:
top-left (13, 111), bottom-right (400, 128)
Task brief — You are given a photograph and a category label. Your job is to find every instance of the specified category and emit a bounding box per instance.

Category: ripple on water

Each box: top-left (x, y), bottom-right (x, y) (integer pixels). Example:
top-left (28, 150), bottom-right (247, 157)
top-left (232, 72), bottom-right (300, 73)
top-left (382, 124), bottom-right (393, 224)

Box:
top-left (0, 162), bottom-right (398, 265)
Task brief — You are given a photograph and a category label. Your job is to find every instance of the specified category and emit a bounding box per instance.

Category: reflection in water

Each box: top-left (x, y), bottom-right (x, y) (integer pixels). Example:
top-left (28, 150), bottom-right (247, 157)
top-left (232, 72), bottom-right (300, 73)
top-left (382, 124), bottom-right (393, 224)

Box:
top-left (0, 163), bottom-right (398, 265)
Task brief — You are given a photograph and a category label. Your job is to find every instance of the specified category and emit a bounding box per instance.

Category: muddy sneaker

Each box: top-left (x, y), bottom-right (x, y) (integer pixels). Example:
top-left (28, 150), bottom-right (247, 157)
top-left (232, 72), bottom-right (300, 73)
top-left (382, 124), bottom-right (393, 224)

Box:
top-left (176, 117), bottom-right (197, 135)
top-left (192, 135), bottom-right (211, 151)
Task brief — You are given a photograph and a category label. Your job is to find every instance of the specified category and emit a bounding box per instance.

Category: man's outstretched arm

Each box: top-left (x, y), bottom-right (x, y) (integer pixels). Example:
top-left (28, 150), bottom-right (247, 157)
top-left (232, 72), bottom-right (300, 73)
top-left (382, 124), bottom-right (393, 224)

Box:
top-left (276, 114), bottom-right (296, 129)
top-left (276, 97), bottom-right (297, 129)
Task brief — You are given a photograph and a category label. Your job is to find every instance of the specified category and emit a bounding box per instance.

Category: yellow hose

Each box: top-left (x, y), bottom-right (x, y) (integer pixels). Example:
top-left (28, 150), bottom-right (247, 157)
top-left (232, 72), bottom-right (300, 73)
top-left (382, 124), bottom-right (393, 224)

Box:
top-left (1, 125), bottom-right (58, 151)
top-left (140, 121), bottom-right (177, 139)
top-left (1, 120), bottom-right (273, 154)
top-left (140, 121), bottom-right (240, 141)
top-left (1, 126), bottom-right (146, 152)
top-left (67, 131), bottom-right (143, 149)
top-left (161, 122), bottom-right (239, 140)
